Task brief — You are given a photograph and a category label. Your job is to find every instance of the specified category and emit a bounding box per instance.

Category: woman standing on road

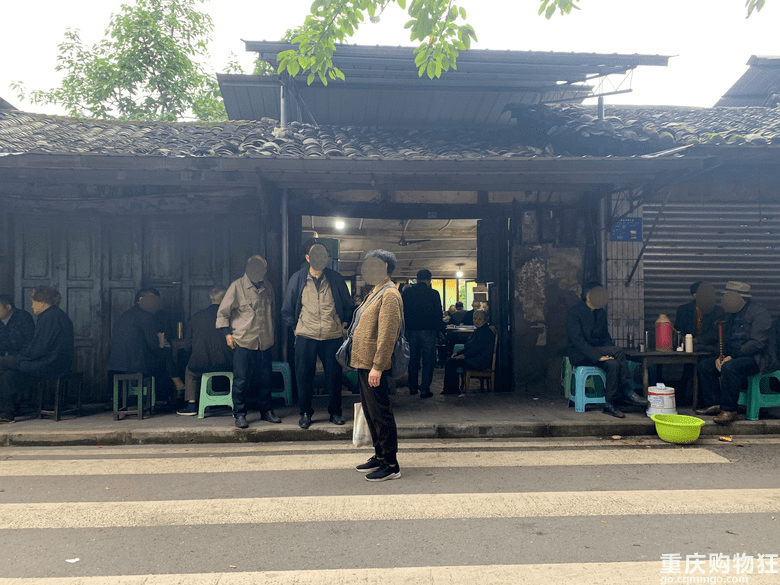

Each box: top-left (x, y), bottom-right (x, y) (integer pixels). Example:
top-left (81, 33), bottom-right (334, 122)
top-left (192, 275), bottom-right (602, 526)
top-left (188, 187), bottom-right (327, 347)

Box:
top-left (351, 250), bottom-right (403, 482)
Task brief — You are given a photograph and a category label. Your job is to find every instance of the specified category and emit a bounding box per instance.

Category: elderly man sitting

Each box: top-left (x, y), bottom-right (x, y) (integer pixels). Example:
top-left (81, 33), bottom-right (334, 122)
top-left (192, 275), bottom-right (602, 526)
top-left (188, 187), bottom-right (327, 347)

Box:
top-left (0, 294), bottom-right (35, 357)
top-left (0, 286), bottom-right (74, 423)
top-left (441, 310), bottom-right (495, 395)
top-left (176, 286), bottom-right (235, 416)
top-left (696, 281), bottom-right (779, 425)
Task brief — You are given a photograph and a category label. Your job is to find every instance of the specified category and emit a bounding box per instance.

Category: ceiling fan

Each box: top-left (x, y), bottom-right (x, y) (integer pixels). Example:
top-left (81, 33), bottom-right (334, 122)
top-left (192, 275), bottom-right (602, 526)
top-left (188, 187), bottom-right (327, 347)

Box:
top-left (398, 219), bottom-right (431, 246)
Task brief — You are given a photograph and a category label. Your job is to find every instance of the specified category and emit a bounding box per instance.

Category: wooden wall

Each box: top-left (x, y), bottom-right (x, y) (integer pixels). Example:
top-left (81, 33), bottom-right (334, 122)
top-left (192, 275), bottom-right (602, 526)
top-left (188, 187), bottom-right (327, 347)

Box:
top-left (13, 210), bottom-right (273, 403)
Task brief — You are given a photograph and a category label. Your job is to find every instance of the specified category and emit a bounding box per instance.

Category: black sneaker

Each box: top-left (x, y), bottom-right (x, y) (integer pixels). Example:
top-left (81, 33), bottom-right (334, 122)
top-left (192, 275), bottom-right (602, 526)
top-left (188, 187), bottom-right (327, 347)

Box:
top-left (355, 456), bottom-right (383, 473)
top-left (409, 388), bottom-right (419, 395)
top-left (0, 413), bottom-right (15, 424)
top-left (176, 402), bottom-right (198, 416)
top-left (419, 390), bottom-right (433, 399)
top-left (366, 463), bottom-right (401, 482)
top-left (235, 414), bottom-right (249, 429)
top-left (298, 413), bottom-right (312, 429)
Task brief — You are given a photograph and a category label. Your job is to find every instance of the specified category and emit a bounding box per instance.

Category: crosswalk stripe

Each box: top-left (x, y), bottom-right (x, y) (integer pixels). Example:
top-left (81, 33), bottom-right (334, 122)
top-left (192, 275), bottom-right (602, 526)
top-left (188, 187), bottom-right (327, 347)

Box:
top-left (4, 437), bottom-right (761, 458)
top-left (4, 437), bottom-right (775, 459)
top-left (1, 562), bottom-right (778, 585)
top-left (0, 447), bottom-right (728, 476)
top-left (1, 488), bottom-right (778, 529)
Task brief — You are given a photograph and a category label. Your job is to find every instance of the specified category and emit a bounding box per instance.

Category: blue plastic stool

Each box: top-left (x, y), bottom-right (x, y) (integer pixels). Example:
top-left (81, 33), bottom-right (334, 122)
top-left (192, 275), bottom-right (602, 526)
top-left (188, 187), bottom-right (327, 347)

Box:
top-left (568, 366), bottom-right (607, 412)
top-left (271, 361), bottom-right (293, 406)
top-left (197, 371), bottom-right (233, 419)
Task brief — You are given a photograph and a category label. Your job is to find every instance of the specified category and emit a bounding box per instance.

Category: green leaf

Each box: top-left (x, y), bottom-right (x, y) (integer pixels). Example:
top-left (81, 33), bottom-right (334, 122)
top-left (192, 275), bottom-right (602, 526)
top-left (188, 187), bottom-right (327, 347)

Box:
top-left (426, 59), bottom-right (436, 79)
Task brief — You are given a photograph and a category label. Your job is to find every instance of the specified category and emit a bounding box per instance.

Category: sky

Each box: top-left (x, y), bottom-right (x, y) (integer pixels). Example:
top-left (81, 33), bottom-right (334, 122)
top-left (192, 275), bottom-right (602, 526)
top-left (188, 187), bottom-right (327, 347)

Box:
top-left (2, 0), bottom-right (779, 115)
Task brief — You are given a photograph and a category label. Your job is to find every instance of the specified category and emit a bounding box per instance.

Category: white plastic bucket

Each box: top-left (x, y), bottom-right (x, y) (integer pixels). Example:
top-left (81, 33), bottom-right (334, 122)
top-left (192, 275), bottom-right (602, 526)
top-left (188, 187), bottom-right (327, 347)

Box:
top-left (646, 383), bottom-right (677, 416)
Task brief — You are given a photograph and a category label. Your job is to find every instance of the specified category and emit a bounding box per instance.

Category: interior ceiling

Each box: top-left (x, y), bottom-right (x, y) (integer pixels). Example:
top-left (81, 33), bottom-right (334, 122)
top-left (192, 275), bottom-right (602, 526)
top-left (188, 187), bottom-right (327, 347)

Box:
top-left (304, 217), bottom-right (478, 280)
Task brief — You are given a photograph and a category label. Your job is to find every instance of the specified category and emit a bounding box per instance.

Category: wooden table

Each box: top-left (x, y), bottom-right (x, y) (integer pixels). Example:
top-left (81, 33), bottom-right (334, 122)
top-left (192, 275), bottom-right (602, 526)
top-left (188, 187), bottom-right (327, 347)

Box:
top-left (625, 350), bottom-right (710, 409)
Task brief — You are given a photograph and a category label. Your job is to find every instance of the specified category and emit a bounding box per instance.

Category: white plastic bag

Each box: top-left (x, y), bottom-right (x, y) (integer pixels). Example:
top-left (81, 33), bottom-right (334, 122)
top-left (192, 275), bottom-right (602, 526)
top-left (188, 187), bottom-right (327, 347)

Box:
top-left (352, 402), bottom-right (372, 448)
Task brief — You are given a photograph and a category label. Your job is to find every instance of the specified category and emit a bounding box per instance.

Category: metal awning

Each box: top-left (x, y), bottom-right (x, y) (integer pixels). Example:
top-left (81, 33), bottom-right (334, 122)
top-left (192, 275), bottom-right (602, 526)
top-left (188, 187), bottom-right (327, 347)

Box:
top-left (219, 43), bottom-right (670, 126)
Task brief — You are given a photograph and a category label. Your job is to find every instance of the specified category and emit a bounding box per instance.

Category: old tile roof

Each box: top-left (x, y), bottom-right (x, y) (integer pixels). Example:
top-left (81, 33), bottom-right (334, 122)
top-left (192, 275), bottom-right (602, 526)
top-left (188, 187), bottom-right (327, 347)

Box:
top-left (1, 103), bottom-right (779, 161)
top-left (509, 103), bottom-right (780, 156)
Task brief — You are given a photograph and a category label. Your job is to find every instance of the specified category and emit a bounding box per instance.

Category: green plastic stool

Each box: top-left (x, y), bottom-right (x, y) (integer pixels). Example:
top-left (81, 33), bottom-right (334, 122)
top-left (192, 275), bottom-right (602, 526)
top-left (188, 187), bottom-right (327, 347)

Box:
top-left (271, 361), bottom-right (293, 406)
top-left (113, 373), bottom-right (155, 420)
top-left (739, 370), bottom-right (780, 421)
top-left (197, 371), bottom-right (233, 419)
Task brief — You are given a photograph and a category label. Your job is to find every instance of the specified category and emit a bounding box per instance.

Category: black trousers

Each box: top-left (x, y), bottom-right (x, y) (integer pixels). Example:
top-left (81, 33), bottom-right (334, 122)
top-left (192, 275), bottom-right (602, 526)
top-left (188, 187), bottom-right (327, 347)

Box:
top-left (406, 329), bottom-right (437, 392)
top-left (699, 356), bottom-right (759, 412)
top-left (294, 336), bottom-right (343, 416)
top-left (571, 346), bottom-right (632, 404)
top-left (0, 369), bottom-right (38, 417)
top-left (442, 357), bottom-right (479, 392)
top-left (358, 369), bottom-right (398, 465)
top-left (232, 346), bottom-right (273, 416)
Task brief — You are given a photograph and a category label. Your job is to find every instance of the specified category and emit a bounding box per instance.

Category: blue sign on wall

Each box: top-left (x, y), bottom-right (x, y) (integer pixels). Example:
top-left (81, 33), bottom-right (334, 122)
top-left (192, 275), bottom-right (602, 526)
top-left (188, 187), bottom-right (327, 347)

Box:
top-left (610, 217), bottom-right (643, 242)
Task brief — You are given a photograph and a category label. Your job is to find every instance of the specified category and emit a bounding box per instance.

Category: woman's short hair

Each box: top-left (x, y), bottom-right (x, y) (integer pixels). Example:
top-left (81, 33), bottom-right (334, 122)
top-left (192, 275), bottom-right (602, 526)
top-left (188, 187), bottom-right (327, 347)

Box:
top-left (30, 286), bottom-right (61, 306)
top-left (209, 286), bottom-right (227, 305)
top-left (364, 249), bottom-right (397, 275)
top-left (134, 287), bottom-right (161, 304)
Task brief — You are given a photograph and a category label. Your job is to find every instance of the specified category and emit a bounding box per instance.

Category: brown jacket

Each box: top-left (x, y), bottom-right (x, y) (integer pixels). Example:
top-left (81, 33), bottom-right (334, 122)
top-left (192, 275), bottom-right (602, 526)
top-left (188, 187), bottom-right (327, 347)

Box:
top-left (349, 279), bottom-right (403, 372)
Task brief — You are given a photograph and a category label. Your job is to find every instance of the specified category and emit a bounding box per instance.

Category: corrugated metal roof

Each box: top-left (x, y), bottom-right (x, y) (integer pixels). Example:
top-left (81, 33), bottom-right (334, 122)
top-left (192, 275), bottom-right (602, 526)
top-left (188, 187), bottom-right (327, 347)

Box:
top-left (220, 43), bottom-right (669, 126)
top-left (716, 56), bottom-right (780, 107)
top-left (643, 201), bottom-right (780, 323)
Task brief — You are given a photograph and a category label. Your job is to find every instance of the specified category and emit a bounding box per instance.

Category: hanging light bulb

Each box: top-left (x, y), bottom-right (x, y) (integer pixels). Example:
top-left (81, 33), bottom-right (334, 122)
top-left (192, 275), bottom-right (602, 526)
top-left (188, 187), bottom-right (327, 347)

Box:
top-left (334, 219), bottom-right (345, 230)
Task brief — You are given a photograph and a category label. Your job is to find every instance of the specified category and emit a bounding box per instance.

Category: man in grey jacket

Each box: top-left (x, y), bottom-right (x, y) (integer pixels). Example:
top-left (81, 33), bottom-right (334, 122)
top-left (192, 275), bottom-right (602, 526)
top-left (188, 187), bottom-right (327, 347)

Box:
top-left (697, 281), bottom-right (778, 425)
top-left (281, 242), bottom-right (353, 429)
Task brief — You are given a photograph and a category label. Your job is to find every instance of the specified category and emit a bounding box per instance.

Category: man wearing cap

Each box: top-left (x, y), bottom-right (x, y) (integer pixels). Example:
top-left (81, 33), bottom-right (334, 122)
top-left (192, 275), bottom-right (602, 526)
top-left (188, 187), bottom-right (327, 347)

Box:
top-left (282, 241), bottom-right (354, 429)
top-left (217, 255), bottom-right (280, 429)
top-left (697, 281), bottom-right (778, 425)
top-left (565, 282), bottom-right (648, 418)
top-left (402, 269), bottom-right (445, 399)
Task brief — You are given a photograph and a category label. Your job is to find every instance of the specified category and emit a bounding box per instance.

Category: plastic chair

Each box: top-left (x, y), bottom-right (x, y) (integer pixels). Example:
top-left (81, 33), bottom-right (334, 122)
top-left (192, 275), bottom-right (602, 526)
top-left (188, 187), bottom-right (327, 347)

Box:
top-left (740, 370), bottom-right (780, 421)
top-left (271, 361), bottom-right (293, 406)
top-left (38, 373), bottom-right (83, 421)
top-left (568, 365), bottom-right (607, 412)
top-left (197, 371), bottom-right (233, 419)
top-left (463, 326), bottom-right (499, 395)
top-left (113, 373), bottom-right (155, 420)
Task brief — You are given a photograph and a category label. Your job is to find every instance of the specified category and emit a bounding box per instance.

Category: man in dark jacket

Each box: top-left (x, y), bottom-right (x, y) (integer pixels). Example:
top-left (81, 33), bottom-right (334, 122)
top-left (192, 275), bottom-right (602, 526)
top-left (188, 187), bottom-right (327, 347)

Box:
top-left (0, 294), bottom-right (35, 357)
top-left (176, 286), bottom-right (235, 416)
top-left (697, 281), bottom-right (779, 425)
top-left (674, 282), bottom-right (725, 355)
top-left (565, 282), bottom-right (648, 418)
top-left (442, 310), bottom-right (494, 394)
top-left (402, 269), bottom-right (445, 398)
top-left (107, 288), bottom-right (184, 396)
top-left (281, 242), bottom-right (354, 429)
top-left (0, 286), bottom-right (74, 423)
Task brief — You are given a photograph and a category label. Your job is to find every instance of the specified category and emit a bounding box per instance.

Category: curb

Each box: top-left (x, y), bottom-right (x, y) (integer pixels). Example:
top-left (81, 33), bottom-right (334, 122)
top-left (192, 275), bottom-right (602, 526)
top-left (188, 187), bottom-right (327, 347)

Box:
top-left (2, 418), bottom-right (779, 446)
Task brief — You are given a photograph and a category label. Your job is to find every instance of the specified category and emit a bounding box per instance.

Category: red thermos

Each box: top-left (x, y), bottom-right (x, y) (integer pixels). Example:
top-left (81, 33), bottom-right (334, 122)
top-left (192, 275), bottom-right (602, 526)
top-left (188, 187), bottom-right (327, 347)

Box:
top-left (655, 314), bottom-right (673, 351)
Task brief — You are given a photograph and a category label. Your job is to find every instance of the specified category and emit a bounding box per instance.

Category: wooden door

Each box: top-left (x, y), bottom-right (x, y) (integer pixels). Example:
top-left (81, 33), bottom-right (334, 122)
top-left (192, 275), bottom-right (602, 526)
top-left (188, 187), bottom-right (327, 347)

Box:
top-left (16, 215), bottom-right (103, 400)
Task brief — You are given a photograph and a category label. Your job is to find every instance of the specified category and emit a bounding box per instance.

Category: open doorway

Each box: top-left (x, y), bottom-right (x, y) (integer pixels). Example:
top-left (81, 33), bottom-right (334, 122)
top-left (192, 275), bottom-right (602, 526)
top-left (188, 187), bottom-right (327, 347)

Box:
top-left (300, 216), bottom-right (480, 307)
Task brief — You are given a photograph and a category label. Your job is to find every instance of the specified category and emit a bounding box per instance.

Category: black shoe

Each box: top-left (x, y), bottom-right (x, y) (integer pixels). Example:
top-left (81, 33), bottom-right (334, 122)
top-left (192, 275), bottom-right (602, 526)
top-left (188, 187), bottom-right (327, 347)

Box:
top-left (356, 456), bottom-right (383, 473)
top-left (261, 410), bottom-right (282, 424)
top-left (298, 413), bottom-right (312, 429)
top-left (329, 413), bottom-right (345, 425)
top-left (441, 389), bottom-right (459, 395)
top-left (623, 391), bottom-right (649, 406)
top-left (603, 403), bottom-right (626, 418)
top-left (366, 463), bottom-right (401, 482)
top-left (409, 388), bottom-right (419, 395)
top-left (234, 414), bottom-right (249, 429)
top-left (0, 413), bottom-right (15, 424)
top-left (419, 390), bottom-right (433, 399)
top-left (176, 402), bottom-right (198, 416)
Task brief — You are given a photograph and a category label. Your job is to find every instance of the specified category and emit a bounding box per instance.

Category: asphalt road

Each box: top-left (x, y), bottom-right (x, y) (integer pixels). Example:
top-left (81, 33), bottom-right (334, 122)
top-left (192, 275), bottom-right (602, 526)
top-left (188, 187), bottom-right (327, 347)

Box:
top-left (1, 437), bottom-right (779, 584)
